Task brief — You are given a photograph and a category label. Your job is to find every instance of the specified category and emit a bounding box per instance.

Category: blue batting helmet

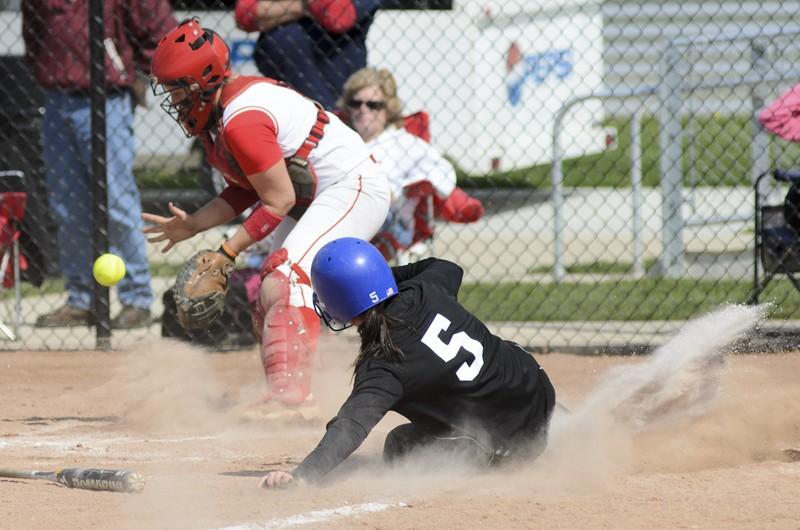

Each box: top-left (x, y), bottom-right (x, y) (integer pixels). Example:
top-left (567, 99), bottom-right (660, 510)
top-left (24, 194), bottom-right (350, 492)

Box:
top-left (311, 238), bottom-right (399, 331)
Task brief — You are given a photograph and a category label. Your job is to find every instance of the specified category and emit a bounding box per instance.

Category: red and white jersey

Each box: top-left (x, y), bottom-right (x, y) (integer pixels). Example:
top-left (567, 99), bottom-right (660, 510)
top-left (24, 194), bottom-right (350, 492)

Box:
top-left (206, 77), bottom-right (373, 197)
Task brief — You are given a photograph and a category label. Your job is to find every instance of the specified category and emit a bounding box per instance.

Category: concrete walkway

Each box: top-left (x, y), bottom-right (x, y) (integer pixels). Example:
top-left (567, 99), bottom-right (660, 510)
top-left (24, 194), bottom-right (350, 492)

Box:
top-left (431, 187), bottom-right (757, 283)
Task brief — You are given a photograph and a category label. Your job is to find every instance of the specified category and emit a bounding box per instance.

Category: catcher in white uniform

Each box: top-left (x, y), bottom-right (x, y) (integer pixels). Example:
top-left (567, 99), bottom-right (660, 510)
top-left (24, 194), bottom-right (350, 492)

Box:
top-left (142, 18), bottom-right (390, 411)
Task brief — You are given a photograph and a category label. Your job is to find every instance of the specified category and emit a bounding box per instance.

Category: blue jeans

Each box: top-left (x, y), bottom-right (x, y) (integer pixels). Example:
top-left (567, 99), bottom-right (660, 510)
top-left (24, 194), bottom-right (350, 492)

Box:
top-left (41, 90), bottom-right (153, 311)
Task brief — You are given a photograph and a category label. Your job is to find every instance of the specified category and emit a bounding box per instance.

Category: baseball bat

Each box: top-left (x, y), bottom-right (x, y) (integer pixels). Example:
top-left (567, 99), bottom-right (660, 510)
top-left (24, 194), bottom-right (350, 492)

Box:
top-left (0, 467), bottom-right (145, 493)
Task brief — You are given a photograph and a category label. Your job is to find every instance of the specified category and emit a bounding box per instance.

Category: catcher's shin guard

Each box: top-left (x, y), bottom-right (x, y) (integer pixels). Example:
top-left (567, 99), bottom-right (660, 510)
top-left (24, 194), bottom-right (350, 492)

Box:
top-left (256, 249), bottom-right (320, 405)
top-left (261, 304), bottom-right (320, 405)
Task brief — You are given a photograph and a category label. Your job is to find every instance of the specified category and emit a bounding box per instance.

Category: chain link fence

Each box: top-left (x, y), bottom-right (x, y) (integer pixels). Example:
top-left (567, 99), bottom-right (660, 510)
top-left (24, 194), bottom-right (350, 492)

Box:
top-left (2, 0), bottom-right (800, 351)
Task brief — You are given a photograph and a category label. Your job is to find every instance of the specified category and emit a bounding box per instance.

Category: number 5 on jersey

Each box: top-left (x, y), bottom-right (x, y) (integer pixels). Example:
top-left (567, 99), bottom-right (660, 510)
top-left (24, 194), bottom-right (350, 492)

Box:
top-left (421, 314), bottom-right (484, 381)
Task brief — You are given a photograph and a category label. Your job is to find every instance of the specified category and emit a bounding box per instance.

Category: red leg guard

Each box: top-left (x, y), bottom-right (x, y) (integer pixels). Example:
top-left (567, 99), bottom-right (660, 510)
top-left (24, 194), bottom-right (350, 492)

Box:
top-left (255, 249), bottom-right (321, 405)
top-left (251, 248), bottom-right (291, 343)
top-left (259, 247), bottom-right (289, 281)
top-left (262, 304), bottom-right (319, 405)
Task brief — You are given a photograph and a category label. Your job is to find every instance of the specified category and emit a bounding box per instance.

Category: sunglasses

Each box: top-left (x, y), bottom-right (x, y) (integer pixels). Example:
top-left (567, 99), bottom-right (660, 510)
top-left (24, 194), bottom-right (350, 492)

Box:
top-left (346, 98), bottom-right (387, 111)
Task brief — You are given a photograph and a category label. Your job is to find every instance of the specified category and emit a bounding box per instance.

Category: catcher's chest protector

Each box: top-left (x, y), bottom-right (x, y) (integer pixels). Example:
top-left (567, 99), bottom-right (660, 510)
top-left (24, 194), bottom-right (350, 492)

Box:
top-left (204, 76), bottom-right (330, 220)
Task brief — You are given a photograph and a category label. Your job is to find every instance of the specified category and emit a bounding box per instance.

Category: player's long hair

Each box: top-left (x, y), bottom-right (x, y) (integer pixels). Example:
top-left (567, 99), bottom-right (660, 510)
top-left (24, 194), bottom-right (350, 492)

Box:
top-left (355, 300), bottom-right (405, 368)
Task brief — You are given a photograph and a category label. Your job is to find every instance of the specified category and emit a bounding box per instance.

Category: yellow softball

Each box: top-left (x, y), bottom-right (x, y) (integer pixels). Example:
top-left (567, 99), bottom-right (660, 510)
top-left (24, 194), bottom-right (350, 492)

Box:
top-left (93, 253), bottom-right (126, 287)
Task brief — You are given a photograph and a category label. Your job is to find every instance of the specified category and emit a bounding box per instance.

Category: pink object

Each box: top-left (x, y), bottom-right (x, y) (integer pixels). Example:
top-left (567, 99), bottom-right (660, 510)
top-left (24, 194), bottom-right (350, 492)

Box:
top-left (243, 272), bottom-right (262, 307)
top-left (0, 192), bottom-right (28, 288)
top-left (759, 84), bottom-right (800, 142)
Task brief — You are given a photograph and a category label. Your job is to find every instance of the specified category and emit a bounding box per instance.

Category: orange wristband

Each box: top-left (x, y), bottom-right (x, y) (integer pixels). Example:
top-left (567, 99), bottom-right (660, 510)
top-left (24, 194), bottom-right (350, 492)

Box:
top-left (219, 242), bottom-right (238, 260)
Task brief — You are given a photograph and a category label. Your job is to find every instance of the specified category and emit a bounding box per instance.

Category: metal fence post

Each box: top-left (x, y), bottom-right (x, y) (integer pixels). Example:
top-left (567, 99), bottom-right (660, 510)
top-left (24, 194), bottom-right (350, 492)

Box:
top-left (631, 107), bottom-right (645, 277)
top-left (89, 0), bottom-right (111, 350)
top-left (551, 105), bottom-right (567, 282)
top-left (750, 38), bottom-right (771, 198)
top-left (657, 44), bottom-right (685, 277)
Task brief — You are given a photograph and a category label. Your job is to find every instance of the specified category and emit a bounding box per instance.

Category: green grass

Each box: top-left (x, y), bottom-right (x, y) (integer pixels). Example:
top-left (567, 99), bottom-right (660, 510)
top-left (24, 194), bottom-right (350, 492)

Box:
top-left (1, 262), bottom-right (183, 301)
top-left (528, 259), bottom-right (660, 275)
top-left (136, 113), bottom-right (800, 190)
top-left (459, 277), bottom-right (800, 321)
top-left (9, 272), bottom-right (797, 322)
top-left (149, 261), bottom-right (183, 278)
top-left (0, 261), bottom-right (251, 298)
top-left (0, 278), bottom-right (65, 300)
top-left (134, 167), bottom-right (202, 189)
top-left (457, 114), bottom-right (800, 188)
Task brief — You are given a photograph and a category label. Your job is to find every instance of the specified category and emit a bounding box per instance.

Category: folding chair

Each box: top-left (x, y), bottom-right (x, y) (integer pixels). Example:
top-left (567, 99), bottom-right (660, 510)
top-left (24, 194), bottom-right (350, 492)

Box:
top-left (750, 168), bottom-right (800, 304)
top-left (0, 170), bottom-right (28, 340)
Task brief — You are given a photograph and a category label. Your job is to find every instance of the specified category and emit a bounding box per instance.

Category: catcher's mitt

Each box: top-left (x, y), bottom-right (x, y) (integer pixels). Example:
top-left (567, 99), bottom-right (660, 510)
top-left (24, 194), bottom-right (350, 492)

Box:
top-left (173, 249), bottom-right (235, 330)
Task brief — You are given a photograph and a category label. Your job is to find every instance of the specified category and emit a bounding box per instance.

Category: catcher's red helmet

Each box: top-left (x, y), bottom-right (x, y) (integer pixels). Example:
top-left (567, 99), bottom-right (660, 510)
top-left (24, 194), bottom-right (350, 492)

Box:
top-left (150, 18), bottom-right (231, 136)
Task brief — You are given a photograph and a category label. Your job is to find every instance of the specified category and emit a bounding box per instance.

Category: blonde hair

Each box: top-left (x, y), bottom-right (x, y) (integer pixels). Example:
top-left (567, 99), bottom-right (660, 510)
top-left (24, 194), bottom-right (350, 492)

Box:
top-left (338, 67), bottom-right (404, 127)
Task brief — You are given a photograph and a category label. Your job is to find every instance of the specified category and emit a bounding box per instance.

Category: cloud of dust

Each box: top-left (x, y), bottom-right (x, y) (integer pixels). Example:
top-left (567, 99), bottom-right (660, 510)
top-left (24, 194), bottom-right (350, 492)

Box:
top-left (319, 302), bottom-right (800, 518)
top-left (528, 304), bottom-right (768, 492)
top-left (90, 339), bottom-right (243, 435)
top-left (85, 305), bottom-right (789, 516)
top-left (316, 305), bottom-right (773, 502)
top-left (286, 304), bottom-right (798, 511)
top-left (330, 435), bottom-right (503, 501)
top-left (632, 359), bottom-right (800, 472)
top-left (89, 334), bottom-right (360, 438)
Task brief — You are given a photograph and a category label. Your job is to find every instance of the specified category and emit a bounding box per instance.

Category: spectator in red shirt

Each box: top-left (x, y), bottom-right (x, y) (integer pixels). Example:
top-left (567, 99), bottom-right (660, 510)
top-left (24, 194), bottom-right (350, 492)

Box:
top-left (22, 0), bottom-right (176, 328)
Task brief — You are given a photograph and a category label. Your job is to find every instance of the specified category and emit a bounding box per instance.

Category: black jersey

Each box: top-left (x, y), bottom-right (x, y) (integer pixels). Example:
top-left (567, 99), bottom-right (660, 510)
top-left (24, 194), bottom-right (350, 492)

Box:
top-left (294, 258), bottom-right (554, 482)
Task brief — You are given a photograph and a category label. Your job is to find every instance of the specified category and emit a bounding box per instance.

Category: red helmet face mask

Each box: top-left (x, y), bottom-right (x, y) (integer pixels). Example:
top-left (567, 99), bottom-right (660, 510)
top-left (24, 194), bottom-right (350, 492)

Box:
top-left (150, 18), bottom-right (232, 136)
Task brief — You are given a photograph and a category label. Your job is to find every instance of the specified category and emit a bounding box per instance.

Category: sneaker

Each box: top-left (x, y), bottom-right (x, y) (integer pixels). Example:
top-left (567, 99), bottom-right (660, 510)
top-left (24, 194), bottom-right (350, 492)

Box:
top-left (35, 304), bottom-right (92, 328)
top-left (111, 306), bottom-right (151, 329)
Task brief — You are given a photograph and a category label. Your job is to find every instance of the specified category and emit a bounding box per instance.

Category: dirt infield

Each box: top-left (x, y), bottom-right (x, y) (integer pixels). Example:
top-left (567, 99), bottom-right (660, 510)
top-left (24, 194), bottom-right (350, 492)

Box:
top-left (1, 331), bottom-right (799, 529)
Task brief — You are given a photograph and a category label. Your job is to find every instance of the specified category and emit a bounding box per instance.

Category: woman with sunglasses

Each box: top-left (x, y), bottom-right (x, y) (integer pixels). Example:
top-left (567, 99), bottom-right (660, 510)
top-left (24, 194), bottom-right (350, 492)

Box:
top-left (144, 19), bottom-right (390, 416)
top-left (337, 68), bottom-right (483, 262)
top-left (259, 237), bottom-right (556, 488)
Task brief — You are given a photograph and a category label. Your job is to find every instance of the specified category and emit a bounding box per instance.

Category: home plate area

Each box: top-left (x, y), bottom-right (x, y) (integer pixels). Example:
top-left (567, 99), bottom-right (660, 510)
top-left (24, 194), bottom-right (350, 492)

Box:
top-left (1, 331), bottom-right (799, 529)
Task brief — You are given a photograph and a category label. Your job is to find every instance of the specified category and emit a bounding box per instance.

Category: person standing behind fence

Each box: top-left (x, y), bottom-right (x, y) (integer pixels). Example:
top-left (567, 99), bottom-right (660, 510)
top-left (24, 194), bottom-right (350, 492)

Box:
top-left (234, 0), bottom-right (383, 109)
top-left (22, 1), bottom-right (176, 328)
